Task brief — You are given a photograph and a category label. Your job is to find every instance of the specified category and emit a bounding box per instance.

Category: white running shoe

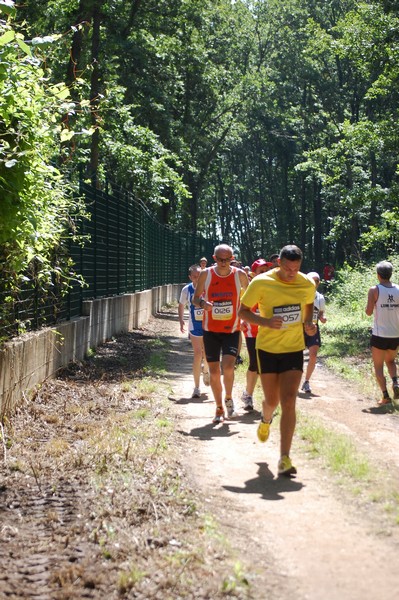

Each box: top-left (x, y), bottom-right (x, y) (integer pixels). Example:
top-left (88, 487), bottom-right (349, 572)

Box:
top-left (203, 371), bottom-right (210, 386)
top-left (212, 406), bottom-right (225, 423)
top-left (192, 387), bottom-right (201, 398)
top-left (225, 398), bottom-right (238, 418)
top-left (301, 380), bottom-right (311, 394)
top-left (242, 392), bottom-right (253, 411)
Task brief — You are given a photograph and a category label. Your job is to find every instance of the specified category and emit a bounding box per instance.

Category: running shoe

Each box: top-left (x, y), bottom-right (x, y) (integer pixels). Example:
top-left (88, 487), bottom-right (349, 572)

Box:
top-left (225, 398), bottom-right (238, 418)
top-left (378, 395), bottom-right (391, 406)
top-left (212, 406), bottom-right (225, 424)
top-left (278, 455), bottom-right (297, 477)
top-left (301, 380), bottom-right (311, 394)
top-left (203, 371), bottom-right (210, 386)
top-left (242, 392), bottom-right (254, 411)
top-left (257, 419), bottom-right (270, 443)
top-left (191, 387), bottom-right (201, 399)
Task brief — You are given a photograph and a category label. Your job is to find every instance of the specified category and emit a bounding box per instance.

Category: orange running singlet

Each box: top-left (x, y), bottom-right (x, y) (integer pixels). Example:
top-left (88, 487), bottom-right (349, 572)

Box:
top-left (202, 266), bottom-right (242, 333)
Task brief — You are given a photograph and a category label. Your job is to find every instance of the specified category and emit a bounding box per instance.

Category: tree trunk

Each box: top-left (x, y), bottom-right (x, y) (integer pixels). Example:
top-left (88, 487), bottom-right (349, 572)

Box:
top-left (313, 178), bottom-right (322, 271)
top-left (89, 3), bottom-right (102, 183)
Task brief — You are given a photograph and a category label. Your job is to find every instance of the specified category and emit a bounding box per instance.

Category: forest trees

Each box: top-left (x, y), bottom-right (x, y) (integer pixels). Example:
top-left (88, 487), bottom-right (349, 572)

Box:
top-left (9, 0), bottom-right (399, 269)
top-left (207, 0), bottom-right (399, 268)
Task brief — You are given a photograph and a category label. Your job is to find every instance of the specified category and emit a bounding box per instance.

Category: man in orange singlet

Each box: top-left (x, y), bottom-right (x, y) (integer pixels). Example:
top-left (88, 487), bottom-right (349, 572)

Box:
top-left (193, 243), bottom-right (248, 423)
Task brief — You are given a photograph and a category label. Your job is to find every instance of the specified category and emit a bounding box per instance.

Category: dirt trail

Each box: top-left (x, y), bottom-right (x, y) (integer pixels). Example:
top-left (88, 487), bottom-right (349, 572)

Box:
top-left (1, 308), bottom-right (399, 599)
top-left (167, 314), bottom-right (399, 600)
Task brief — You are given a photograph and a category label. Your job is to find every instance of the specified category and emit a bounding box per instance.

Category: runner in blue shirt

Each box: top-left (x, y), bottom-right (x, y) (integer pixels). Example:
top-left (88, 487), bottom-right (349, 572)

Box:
top-left (179, 264), bottom-right (210, 398)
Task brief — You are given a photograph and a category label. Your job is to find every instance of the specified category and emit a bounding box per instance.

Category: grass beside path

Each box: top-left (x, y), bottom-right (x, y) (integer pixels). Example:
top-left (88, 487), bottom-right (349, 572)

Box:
top-left (235, 337), bottom-right (399, 529)
top-left (317, 301), bottom-right (377, 396)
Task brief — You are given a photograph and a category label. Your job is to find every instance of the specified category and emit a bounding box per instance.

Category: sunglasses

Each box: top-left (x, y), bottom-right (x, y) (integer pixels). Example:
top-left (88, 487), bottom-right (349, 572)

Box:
top-left (215, 256), bottom-right (232, 263)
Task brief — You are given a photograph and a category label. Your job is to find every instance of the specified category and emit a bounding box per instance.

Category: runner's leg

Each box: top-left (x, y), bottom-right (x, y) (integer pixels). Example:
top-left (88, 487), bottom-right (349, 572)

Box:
top-left (208, 361), bottom-right (223, 406)
top-left (371, 346), bottom-right (388, 393)
top-left (190, 334), bottom-right (203, 389)
top-left (203, 332), bottom-right (224, 409)
top-left (385, 348), bottom-right (398, 380)
top-left (304, 345), bottom-right (319, 382)
top-left (279, 370), bottom-right (302, 457)
top-left (221, 354), bottom-right (236, 398)
top-left (201, 338), bottom-right (210, 376)
top-left (259, 373), bottom-right (280, 422)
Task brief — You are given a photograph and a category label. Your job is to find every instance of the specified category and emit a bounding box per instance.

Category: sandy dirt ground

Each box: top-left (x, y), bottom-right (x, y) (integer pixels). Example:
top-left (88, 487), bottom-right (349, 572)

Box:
top-left (1, 307), bottom-right (399, 599)
top-left (167, 313), bottom-right (399, 600)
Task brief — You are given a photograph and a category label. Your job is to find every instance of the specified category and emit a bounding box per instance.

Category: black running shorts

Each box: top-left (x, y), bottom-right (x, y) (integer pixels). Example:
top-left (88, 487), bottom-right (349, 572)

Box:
top-left (304, 324), bottom-right (321, 348)
top-left (256, 349), bottom-right (304, 374)
top-left (203, 330), bottom-right (240, 363)
top-left (245, 336), bottom-right (258, 372)
top-left (370, 335), bottom-right (399, 351)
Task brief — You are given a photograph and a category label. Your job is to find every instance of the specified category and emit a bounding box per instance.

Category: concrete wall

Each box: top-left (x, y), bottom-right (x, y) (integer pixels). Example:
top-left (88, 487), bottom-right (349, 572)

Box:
top-left (0, 283), bottom-right (183, 418)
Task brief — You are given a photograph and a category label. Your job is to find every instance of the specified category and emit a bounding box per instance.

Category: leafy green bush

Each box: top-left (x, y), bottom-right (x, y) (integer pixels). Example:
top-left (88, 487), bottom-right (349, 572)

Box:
top-left (329, 256), bottom-right (399, 312)
top-left (0, 3), bottom-right (86, 295)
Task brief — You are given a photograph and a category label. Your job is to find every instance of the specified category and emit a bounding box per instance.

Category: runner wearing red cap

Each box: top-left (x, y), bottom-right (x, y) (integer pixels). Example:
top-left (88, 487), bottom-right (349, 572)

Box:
top-left (241, 258), bottom-right (273, 411)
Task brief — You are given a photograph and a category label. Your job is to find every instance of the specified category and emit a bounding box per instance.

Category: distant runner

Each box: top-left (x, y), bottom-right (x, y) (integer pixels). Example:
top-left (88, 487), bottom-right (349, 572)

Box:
top-left (178, 264), bottom-right (210, 399)
top-left (301, 271), bottom-right (327, 395)
top-left (240, 258), bottom-right (273, 411)
top-left (365, 260), bottom-right (399, 407)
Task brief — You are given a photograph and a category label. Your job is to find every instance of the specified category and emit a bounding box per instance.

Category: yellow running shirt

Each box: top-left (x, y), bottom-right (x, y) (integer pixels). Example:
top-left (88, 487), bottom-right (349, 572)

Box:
top-left (240, 269), bottom-right (316, 353)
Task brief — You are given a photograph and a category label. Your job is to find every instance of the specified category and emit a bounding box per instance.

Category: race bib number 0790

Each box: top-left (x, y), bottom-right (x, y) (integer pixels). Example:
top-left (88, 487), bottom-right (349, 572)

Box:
top-left (194, 308), bottom-right (204, 321)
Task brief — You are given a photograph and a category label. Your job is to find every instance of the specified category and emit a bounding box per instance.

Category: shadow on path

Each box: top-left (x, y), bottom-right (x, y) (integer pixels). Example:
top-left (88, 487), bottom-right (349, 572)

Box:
top-left (178, 422), bottom-right (240, 440)
top-left (169, 394), bottom-right (211, 404)
top-left (362, 404), bottom-right (396, 415)
top-left (223, 462), bottom-right (304, 500)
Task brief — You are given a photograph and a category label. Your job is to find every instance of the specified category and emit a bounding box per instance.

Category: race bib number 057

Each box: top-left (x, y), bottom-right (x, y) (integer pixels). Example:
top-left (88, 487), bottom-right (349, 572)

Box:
top-left (273, 304), bottom-right (301, 327)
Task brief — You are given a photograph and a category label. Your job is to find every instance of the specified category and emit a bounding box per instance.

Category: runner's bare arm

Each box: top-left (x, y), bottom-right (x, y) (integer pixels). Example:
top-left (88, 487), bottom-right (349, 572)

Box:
top-left (193, 270), bottom-right (212, 310)
top-left (303, 303), bottom-right (317, 335)
top-left (239, 271), bottom-right (249, 290)
top-left (365, 286), bottom-right (377, 316)
top-left (318, 310), bottom-right (327, 324)
top-left (178, 302), bottom-right (186, 333)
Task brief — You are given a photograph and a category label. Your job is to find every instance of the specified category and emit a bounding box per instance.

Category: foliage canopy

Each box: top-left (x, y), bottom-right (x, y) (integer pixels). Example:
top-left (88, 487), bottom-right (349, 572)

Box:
top-left (3, 0), bottom-right (399, 287)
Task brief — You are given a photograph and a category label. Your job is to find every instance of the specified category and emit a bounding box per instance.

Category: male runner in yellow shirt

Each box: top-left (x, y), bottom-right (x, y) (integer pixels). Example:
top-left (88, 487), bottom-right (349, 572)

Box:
top-left (239, 245), bottom-right (316, 476)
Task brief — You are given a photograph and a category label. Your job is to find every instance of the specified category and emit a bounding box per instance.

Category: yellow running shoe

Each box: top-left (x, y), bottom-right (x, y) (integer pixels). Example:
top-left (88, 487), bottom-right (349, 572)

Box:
top-left (257, 419), bottom-right (271, 443)
top-left (278, 455), bottom-right (297, 477)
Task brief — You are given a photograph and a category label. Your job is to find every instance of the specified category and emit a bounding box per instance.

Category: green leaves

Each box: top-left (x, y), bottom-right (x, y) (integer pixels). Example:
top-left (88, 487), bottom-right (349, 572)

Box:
top-left (3, 0), bottom-right (399, 280)
top-left (0, 12), bottom-right (86, 297)
top-left (0, 0), bottom-right (16, 18)
top-left (0, 29), bottom-right (14, 45)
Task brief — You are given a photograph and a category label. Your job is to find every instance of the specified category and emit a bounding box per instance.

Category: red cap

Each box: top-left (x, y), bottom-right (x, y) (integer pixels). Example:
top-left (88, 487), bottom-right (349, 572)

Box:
top-left (251, 258), bottom-right (273, 273)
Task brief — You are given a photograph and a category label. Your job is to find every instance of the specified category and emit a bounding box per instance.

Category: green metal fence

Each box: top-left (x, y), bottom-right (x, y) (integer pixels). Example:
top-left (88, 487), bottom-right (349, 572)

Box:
top-left (0, 177), bottom-right (216, 342)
